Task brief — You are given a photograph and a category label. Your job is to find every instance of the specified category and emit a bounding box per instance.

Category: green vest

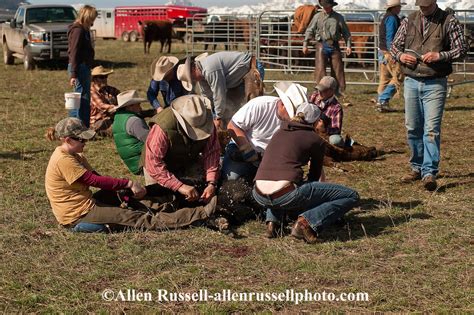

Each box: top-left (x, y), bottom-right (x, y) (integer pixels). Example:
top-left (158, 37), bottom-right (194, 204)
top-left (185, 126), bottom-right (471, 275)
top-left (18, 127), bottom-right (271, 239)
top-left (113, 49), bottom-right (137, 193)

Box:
top-left (112, 110), bottom-right (145, 175)
top-left (150, 108), bottom-right (208, 177)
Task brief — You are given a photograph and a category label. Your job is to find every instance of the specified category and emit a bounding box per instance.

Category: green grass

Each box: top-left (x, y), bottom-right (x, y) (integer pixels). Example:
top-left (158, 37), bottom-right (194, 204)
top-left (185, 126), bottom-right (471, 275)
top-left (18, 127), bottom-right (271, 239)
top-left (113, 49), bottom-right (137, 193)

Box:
top-left (0, 40), bottom-right (473, 312)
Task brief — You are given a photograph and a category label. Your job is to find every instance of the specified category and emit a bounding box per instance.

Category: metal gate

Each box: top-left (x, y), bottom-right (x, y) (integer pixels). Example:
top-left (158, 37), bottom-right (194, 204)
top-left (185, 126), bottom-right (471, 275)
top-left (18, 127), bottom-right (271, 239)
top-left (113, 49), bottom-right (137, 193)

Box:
top-left (185, 9), bottom-right (474, 92)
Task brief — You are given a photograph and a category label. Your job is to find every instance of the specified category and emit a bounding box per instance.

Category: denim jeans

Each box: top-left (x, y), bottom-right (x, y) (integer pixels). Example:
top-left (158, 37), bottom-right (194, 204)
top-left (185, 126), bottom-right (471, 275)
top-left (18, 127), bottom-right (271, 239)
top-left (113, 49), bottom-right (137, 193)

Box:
top-left (256, 60), bottom-right (265, 80)
top-left (329, 134), bottom-right (344, 147)
top-left (68, 63), bottom-right (91, 127)
top-left (252, 182), bottom-right (359, 233)
top-left (404, 76), bottom-right (447, 178)
top-left (221, 142), bottom-right (258, 181)
top-left (71, 222), bottom-right (108, 233)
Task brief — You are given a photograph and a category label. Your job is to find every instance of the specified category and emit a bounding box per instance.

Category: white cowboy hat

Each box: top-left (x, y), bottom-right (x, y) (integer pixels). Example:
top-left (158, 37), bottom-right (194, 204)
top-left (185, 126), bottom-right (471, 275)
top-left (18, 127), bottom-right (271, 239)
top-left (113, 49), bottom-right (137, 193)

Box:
top-left (150, 56), bottom-right (179, 81)
top-left (116, 90), bottom-right (147, 110)
top-left (91, 65), bottom-right (114, 77)
top-left (171, 95), bottom-right (213, 140)
top-left (385, 0), bottom-right (406, 9)
top-left (274, 82), bottom-right (308, 118)
top-left (176, 53), bottom-right (209, 92)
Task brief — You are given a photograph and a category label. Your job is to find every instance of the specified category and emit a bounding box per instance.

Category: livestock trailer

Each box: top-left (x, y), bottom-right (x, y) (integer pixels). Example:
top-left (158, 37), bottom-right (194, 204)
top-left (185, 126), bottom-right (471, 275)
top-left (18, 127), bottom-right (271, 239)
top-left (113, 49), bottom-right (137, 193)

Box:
top-left (91, 5), bottom-right (207, 42)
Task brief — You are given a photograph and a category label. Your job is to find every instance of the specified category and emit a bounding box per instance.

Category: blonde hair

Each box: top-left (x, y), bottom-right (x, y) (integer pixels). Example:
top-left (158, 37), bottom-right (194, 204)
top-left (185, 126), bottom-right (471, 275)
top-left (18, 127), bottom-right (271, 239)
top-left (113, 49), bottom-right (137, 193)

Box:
top-left (76, 5), bottom-right (97, 28)
top-left (291, 112), bottom-right (307, 124)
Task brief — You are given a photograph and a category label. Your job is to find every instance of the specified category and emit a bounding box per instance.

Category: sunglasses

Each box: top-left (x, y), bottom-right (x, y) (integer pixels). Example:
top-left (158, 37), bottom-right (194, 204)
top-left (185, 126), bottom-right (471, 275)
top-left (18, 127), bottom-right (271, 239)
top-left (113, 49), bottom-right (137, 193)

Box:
top-left (70, 137), bottom-right (87, 143)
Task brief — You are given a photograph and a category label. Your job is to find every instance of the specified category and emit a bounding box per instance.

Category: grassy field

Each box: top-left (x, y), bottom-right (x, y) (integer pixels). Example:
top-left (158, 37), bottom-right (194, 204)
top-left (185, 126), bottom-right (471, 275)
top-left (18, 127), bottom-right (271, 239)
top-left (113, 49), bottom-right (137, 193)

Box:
top-left (0, 40), bottom-right (473, 312)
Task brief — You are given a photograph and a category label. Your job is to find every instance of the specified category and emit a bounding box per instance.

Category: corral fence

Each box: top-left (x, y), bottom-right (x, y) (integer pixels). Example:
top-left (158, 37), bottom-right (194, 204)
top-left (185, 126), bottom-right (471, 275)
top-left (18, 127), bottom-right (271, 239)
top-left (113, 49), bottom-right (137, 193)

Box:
top-left (185, 9), bottom-right (474, 93)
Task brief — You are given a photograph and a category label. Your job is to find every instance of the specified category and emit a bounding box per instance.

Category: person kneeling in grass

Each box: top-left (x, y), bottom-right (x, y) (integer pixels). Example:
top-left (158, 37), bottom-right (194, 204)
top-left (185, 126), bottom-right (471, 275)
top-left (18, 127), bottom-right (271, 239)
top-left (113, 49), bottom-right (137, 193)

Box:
top-left (45, 117), bottom-right (216, 233)
top-left (252, 102), bottom-right (359, 243)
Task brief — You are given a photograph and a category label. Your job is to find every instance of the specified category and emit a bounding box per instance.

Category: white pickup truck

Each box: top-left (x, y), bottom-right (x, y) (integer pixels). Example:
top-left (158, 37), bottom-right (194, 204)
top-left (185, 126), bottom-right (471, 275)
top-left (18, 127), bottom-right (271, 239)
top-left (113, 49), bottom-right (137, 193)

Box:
top-left (2, 4), bottom-right (77, 70)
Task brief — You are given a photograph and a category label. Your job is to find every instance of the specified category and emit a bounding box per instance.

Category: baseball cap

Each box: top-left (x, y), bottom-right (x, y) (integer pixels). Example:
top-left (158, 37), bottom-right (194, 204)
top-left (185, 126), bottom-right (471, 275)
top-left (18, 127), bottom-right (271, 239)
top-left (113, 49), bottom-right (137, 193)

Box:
top-left (316, 76), bottom-right (338, 92)
top-left (55, 117), bottom-right (96, 140)
top-left (296, 102), bottom-right (322, 124)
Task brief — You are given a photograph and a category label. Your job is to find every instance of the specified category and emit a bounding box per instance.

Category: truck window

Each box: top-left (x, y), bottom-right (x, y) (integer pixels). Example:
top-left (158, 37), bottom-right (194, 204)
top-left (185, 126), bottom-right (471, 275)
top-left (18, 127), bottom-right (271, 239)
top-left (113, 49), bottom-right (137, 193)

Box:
top-left (15, 7), bottom-right (25, 26)
top-left (26, 7), bottom-right (77, 24)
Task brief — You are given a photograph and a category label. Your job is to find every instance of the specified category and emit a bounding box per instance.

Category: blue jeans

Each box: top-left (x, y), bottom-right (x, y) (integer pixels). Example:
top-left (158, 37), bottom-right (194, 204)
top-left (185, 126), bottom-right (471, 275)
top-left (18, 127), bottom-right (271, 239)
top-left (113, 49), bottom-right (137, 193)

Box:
top-left (256, 60), bottom-right (265, 80)
top-left (404, 76), bottom-right (447, 178)
top-left (252, 182), bottom-right (359, 233)
top-left (221, 142), bottom-right (258, 181)
top-left (71, 222), bottom-right (108, 233)
top-left (68, 63), bottom-right (91, 127)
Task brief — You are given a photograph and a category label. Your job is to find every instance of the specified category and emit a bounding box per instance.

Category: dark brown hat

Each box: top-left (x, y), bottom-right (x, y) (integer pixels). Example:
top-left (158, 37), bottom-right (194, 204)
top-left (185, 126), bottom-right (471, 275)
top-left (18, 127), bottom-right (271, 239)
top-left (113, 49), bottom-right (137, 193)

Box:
top-left (319, 0), bottom-right (338, 7)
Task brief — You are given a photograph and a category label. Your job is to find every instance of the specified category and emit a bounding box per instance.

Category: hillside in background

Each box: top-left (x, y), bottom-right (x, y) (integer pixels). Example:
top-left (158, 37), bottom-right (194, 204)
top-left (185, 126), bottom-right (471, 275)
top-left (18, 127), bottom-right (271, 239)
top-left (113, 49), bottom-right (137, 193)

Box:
top-left (0, 0), bottom-right (26, 11)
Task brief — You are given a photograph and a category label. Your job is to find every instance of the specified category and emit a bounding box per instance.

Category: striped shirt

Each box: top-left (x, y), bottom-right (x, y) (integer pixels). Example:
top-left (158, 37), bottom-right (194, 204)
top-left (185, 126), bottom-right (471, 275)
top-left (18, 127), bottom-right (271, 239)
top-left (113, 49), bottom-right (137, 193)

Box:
top-left (391, 8), bottom-right (468, 62)
top-left (309, 91), bottom-right (343, 135)
top-left (144, 124), bottom-right (220, 191)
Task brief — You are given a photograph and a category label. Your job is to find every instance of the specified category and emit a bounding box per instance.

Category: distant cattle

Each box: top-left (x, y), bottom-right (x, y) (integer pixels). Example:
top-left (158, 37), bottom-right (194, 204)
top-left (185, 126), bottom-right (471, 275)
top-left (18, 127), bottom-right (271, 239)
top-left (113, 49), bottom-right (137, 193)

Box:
top-left (203, 19), bottom-right (253, 51)
top-left (138, 20), bottom-right (172, 54)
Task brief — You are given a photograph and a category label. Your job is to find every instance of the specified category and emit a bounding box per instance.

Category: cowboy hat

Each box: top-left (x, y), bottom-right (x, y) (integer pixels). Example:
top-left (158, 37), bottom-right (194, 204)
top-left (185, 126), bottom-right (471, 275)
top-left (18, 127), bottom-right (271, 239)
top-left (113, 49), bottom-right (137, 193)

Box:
top-left (91, 65), bottom-right (113, 76)
top-left (171, 95), bottom-right (213, 141)
top-left (116, 90), bottom-right (147, 110)
top-left (385, 0), bottom-right (406, 9)
top-left (176, 53), bottom-right (209, 92)
top-left (318, 0), bottom-right (338, 7)
top-left (150, 56), bottom-right (179, 81)
top-left (274, 82), bottom-right (308, 118)
top-left (415, 0), bottom-right (436, 6)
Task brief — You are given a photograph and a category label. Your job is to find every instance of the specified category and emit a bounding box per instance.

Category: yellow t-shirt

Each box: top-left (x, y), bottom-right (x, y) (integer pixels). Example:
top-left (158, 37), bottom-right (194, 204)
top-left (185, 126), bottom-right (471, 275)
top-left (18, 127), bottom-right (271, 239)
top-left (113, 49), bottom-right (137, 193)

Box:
top-left (45, 147), bottom-right (95, 225)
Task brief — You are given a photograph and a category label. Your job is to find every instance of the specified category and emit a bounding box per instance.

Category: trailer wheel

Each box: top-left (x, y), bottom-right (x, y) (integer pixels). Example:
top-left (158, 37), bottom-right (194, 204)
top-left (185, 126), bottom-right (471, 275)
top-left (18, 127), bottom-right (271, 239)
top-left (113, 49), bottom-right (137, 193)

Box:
top-left (3, 41), bottom-right (14, 65)
top-left (23, 46), bottom-right (35, 70)
top-left (121, 31), bottom-right (130, 42)
top-left (129, 31), bottom-right (138, 42)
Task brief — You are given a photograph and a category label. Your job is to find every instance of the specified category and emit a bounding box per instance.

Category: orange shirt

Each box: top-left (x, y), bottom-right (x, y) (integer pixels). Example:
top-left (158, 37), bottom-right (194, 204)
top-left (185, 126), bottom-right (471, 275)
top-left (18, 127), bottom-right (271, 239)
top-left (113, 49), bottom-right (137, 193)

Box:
top-left (45, 147), bottom-right (95, 225)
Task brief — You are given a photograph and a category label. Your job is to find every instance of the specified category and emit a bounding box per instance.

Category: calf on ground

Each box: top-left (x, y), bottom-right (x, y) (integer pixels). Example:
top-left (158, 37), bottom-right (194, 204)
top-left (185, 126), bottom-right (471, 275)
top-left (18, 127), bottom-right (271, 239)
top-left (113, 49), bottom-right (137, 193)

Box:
top-left (138, 20), bottom-right (172, 54)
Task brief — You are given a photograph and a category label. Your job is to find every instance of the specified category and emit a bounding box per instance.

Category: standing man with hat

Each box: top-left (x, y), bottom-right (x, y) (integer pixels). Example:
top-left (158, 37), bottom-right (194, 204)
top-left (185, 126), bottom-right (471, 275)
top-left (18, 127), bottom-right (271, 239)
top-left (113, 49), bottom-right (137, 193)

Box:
top-left (391, 0), bottom-right (468, 191)
top-left (147, 54), bottom-right (208, 114)
top-left (89, 65), bottom-right (120, 136)
top-left (376, 0), bottom-right (406, 113)
top-left (177, 51), bottom-right (265, 130)
top-left (144, 95), bottom-right (221, 203)
top-left (302, 0), bottom-right (352, 96)
top-left (222, 82), bottom-right (308, 182)
top-left (112, 90), bottom-right (149, 175)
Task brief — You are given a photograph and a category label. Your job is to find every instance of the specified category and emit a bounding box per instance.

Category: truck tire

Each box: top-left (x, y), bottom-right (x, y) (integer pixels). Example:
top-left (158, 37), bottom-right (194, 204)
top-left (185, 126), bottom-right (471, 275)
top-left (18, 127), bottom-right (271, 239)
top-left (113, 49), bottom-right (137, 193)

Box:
top-left (121, 32), bottom-right (130, 42)
top-left (129, 31), bottom-right (138, 42)
top-left (23, 46), bottom-right (35, 70)
top-left (3, 41), bottom-right (14, 65)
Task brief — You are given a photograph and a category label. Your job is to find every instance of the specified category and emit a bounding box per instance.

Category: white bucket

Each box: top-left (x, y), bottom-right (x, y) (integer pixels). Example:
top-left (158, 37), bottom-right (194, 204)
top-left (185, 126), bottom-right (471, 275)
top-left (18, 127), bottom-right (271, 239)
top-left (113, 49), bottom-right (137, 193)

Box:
top-left (64, 92), bottom-right (81, 110)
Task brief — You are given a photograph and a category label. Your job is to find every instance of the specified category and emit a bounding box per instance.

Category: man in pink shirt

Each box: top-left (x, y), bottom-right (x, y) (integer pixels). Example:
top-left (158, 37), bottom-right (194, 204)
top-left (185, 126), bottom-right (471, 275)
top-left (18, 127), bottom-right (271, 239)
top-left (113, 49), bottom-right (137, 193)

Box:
top-left (144, 95), bottom-right (220, 204)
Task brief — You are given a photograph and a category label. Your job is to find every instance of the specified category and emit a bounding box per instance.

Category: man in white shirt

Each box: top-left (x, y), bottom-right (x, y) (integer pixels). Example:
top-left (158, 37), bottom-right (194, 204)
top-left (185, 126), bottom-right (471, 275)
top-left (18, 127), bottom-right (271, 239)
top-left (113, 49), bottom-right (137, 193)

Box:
top-left (222, 82), bottom-right (308, 181)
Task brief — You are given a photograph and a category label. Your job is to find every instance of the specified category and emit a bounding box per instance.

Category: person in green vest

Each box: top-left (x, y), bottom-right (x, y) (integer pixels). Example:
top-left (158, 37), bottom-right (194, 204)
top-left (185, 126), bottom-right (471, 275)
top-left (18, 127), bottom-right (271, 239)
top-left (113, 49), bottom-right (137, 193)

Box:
top-left (112, 90), bottom-right (150, 175)
top-left (144, 95), bottom-right (221, 204)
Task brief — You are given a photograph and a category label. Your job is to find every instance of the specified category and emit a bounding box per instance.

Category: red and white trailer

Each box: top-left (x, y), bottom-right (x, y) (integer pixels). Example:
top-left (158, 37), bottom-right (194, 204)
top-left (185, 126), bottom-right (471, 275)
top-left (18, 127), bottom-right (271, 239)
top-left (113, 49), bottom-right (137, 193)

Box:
top-left (92, 5), bottom-right (207, 42)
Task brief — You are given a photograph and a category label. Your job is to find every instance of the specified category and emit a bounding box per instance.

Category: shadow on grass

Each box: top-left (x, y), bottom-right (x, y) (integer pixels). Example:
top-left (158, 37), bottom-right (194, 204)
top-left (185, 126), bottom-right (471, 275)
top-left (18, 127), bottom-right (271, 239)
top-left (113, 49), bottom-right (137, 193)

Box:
top-left (358, 198), bottom-right (423, 211)
top-left (94, 59), bottom-right (137, 69)
top-left (0, 149), bottom-right (46, 160)
top-left (439, 172), bottom-right (474, 179)
top-left (437, 179), bottom-right (474, 193)
top-left (323, 211), bottom-right (432, 242)
top-left (444, 106), bottom-right (474, 112)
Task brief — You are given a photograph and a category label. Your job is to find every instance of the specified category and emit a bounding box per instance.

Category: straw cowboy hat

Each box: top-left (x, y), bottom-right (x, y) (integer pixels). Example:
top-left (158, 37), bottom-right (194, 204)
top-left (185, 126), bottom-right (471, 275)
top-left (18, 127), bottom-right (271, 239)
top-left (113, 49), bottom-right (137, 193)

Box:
top-left (116, 90), bottom-right (147, 110)
top-left (171, 95), bottom-right (213, 141)
top-left (274, 82), bottom-right (308, 118)
top-left (91, 65), bottom-right (114, 77)
top-left (150, 56), bottom-right (179, 81)
top-left (385, 0), bottom-right (406, 9)
top-left (177, 53), bottom-right (209, 92)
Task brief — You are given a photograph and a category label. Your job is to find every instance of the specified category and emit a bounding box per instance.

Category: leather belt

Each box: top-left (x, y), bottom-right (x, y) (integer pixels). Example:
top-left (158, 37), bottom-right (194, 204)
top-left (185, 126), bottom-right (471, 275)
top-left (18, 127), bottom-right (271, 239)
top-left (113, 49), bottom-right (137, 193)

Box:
top-left (256, 183), bottom-right (296, 200)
